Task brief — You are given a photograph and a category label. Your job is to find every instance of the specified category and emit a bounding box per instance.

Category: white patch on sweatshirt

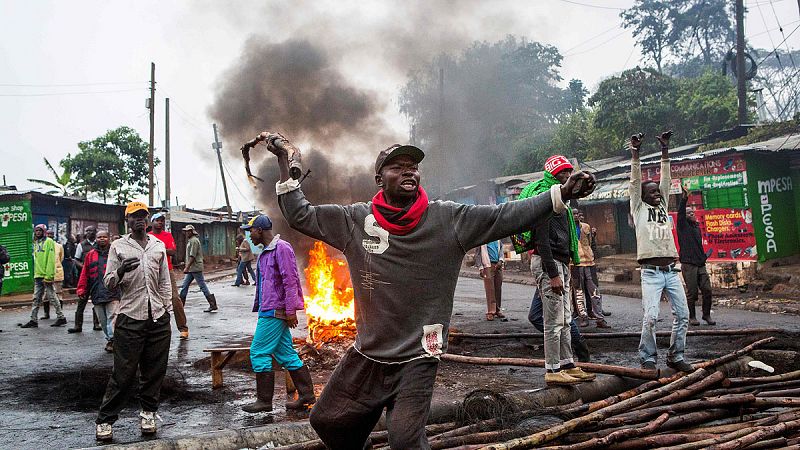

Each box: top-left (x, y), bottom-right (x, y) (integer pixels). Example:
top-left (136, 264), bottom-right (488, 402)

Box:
top-left (362, 214), bottom-right (389, 254)
top-left (421, 324), bottom-right (444, 356)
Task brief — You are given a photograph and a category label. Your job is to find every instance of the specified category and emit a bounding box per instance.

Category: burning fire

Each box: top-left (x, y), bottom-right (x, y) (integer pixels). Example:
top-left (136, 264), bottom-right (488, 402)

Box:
top-left (304, 241), bottom-right (356, 343)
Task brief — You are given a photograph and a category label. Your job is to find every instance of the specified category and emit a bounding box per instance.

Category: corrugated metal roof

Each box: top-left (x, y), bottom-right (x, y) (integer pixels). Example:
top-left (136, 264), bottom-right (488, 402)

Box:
top-left (169, 209), bottom-right (240, 224)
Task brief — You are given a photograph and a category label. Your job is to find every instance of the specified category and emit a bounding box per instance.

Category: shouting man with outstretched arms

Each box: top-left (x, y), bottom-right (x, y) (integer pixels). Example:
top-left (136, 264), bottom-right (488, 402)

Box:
top-left (254, 131), bottom-right (596, 449)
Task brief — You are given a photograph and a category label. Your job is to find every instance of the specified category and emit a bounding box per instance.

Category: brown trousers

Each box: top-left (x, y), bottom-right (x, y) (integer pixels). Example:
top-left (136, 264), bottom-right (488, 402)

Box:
top-left (170, 271), bottom-right (188, 332)
top-left (482, 262), bottom-right (503, 313)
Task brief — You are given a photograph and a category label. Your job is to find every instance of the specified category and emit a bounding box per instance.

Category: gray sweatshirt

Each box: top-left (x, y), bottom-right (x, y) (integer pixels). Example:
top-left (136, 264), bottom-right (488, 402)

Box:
top-left (630, 157), bottom-right (679, 262)
top-left (277, 179), bottom-right (564, 363)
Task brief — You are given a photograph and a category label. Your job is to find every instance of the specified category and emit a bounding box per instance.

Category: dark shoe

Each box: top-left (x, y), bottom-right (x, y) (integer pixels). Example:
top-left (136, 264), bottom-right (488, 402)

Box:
top-left (19, 320), bottom-right (38, 328)
top-left (667, 360), bottom-right (695, 372)
top-left (286, 366), bottom-right (316, 410)
top-left (242, 372), bottom-right (275, 413)
top-left (203, 294), bottom-right (218, 312)
top-left (689, 318), bottom-right (701, 326)
top-left (68, 327), bottom-right (82, 333)
top-left (702, 316), bottom-right (717, 326)
top-left (51, 318), bottom-right (67, 327)
top-left (596, 320), bottom-right (611, 329)
top-left (577, 316), bottom-right (590, 327)
top-left (93, 326), bottom-right (103, 331)
top-left (602, 310), bottom-right (611, 316)
top-left (231, 283), bottom-right (241, 287)
top-left (572, 337), bottom-right (591, 363)
top-left (641, 361), bottom-right (657, 371)
top-left (105, 341), bottom-right (114, 353)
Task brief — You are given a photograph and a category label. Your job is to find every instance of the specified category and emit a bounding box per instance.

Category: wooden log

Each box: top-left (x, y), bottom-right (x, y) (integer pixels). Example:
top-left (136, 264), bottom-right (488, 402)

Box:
top-left (430, 427), bottom-right (544, 450)
top-left (477, 369), bottom-right (710, 450)
top-left (693, 337), bottom-right (776, 370)
top-left (604, 433), bottom-right (719, 449)
top-left (753, 397), bottom-right (800, 408)
top-left (633, 370), bottom-right (727, 410)
top-left (727, 370), bottom-right (800, 387)
top-left (600, 393), bottom-right (756, 428)
top-left (707, 379), bottom-right (800, 396)
top-left (561, 373), bottom-right (683, 417)
top-left (440, 354), bottom-right (661, 380)
top-left (756, 387), bottom-right (800, 398)
top-left (429, 401), bottom-right (582, 443)
top-left (708, 413), bottom-right (800, 450)
top-left (537, 413), bottom-right (669, 450)
top-left (638, 427), bottom-right (756, 450)
top-left (746, 437), bottom-right (788, 449)
top-left (277, 422), bottom-right (458, 450)
top-left (448, 329), bottom-right (781, 340)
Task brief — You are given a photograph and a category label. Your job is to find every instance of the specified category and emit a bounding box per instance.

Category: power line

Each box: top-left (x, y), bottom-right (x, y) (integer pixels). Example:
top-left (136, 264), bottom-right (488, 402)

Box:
top-left (0, 87), bottom-right (145, 97)
top-left (769, 0), bottom-right (798, 69)
top-left (564, 29), bottom-right (629, 57)
top-left (563, 23), bottom-right (622, 53)
top-left (757, 22), bottom-right (800, 66)
top-left (554, 0), bottom-right (624, 11)
top-left (0, 81), bottom-right (145, 87)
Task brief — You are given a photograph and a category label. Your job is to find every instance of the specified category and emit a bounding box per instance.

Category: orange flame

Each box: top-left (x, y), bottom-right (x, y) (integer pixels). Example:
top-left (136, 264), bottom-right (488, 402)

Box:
top-left (304, 241), bottom-right (355, 332)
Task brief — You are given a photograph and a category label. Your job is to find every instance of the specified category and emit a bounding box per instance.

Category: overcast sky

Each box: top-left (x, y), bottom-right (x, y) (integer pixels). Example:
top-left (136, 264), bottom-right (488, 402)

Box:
top-left (2, 0), bottom-right (798, 212)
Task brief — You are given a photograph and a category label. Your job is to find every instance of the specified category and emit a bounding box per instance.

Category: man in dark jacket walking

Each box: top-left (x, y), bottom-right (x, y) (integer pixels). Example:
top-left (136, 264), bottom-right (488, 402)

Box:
top-left (77, 231), bottom-right (120, 352)
top-left (677, 185), bottom-right (716, 326)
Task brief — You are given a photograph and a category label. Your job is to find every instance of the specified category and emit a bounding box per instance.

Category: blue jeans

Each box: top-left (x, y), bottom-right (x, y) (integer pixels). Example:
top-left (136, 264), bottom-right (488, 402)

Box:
top-left (179, 272), bottom-right (211, 298)
top-left (93, 301), bottom-right (118, 341)
top-left (250, 317), bottom-right (304, 372)
top-left (234, 260), bottom-right (256, 286)
top-left (638, 269), bottom-right (690, 364)
top-left (528, 288), bottom-right (582, 344)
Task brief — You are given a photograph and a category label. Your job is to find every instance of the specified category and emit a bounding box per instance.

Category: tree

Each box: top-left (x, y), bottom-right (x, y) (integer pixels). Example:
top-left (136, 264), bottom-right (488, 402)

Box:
top-left (676, 71), bottom-right (739, 139)
top-left (669, 0), bottom-right (735, 66)
top-left (62, 126), bottom-right (157, 203)
top-left (399, 36), bottom-right (567, 194)
top-left (27, 157), bottom-right (76, 196)
top-left (588, 67), bottom-right (680, 156)
top-left (620, 0), bottom-right (673, 73)
top-left (565, 79), bottom-right (589, 113)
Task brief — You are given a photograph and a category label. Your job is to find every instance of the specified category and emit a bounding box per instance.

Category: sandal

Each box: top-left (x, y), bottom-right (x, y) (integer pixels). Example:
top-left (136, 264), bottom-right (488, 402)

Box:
top-left (486, 312), bottom-right (495, 321)
top-left (495, 310), bottom-right (506, 319)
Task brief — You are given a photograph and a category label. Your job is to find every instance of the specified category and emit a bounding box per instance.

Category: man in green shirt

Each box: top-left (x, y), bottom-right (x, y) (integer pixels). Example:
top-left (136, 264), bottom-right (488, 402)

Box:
top-left (178, 225), bottom-right (217, 312)
top-left (21, 224), bottom-right (67, 327)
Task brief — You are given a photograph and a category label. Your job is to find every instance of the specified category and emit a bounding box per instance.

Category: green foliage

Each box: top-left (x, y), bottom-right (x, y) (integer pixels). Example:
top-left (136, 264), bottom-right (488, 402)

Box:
top-left (675, 71), bottom-right (738, 140)
top-left (588, 67), bottom-right (680, 155)
top-left (62, 126), bottom-right (158, 204)
top-left (27, 157), bottom-right (75, 196)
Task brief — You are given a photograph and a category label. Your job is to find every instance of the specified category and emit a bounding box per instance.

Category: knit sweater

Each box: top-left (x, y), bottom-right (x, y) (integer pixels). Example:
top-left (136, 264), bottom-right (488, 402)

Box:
top-left (630, 157), bottom-right (678, 262)
top-left (278, 178), bottom-right (565, 363)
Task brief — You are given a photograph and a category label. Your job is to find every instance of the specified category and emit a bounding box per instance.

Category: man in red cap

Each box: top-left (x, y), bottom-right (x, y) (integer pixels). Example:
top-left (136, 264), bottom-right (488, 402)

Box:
top-left (520, 155), bottom-right (594, 386)
top-left (258, 132), bottom-right (596, 449)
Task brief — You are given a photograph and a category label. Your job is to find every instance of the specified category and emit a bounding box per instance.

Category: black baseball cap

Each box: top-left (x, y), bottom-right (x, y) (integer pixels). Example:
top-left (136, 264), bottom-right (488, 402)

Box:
top-left (375, 144), bottom-right (425, 174)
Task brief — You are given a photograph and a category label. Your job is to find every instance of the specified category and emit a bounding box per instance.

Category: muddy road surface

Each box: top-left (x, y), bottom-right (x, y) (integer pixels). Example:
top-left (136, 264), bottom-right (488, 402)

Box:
top-left (1, 275), bottom-right (798, 449)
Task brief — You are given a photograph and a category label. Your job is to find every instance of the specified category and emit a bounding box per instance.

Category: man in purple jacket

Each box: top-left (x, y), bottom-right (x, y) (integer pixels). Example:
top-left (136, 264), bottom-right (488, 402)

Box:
top-left (240, 215), bottom-right (316, 413)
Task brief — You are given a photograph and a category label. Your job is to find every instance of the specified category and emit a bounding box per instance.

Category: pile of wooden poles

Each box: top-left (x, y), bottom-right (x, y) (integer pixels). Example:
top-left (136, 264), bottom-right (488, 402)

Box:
top-left (274, 337), bottom-right (800, 450)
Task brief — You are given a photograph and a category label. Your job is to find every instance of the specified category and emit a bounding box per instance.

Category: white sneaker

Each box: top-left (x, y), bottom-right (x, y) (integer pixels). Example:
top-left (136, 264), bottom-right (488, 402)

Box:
top-left (96, 423), bottom-right (113, 441)
top-left (140, 411), bottom-right (158, 435)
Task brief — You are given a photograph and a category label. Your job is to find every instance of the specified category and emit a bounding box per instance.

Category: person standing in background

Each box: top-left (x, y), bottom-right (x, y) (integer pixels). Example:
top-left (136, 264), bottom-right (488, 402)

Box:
top-left (476, 240), bottom-right (505, 321)
top-left (232, 234), bottom-right (256, 287)
top-left (149, 212), bottom-right (190, 340)
top-left (179, 225), bottom-right (217, 312)
top-left (20, 224), bottom-right (66, 328)
top-left (677, 185), bottom-right (716, 326)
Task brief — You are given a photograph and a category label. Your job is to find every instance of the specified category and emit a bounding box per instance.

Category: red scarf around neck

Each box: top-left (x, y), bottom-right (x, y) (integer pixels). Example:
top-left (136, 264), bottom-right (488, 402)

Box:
top-left (371, 186), bottom-right (429, 235)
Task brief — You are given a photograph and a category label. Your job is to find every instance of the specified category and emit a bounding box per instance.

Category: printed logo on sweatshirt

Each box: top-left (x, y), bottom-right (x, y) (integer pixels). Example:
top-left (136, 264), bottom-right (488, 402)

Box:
top-left (645, 205), bottom-right (673, 241)
top-left (362, 214), bottom-right (390, 254)
top-left (421, 324), bottom-right (444, 356)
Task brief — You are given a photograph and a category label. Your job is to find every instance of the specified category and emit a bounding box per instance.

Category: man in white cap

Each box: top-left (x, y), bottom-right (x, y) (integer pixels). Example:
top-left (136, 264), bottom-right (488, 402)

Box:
top-left (179, 224), bottom-right (217, 312)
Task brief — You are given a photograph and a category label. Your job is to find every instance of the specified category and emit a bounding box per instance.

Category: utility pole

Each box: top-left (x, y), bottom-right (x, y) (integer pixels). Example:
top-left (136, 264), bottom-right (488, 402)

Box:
top-left (437, 66), bottom-right (445, 198)
top-left (735, 0), bottom-right (748, 125)
top-left (212, 124), bottom-right (233, 219)
top-left (165, 97), bottom-right (171, 209)
top-left (148, 62), bottom-right (156, 206)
